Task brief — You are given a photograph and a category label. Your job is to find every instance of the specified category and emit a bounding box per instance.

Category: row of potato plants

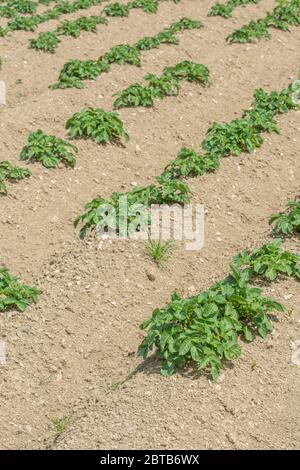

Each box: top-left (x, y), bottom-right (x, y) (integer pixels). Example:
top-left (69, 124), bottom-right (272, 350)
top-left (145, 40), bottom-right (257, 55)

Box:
top-left (29, 0), bottom-right (181, 53)
top-left (227, 0), bottom-right (300, 43)
top-left (0, 0), bottom-right (110, 37)
top-left (208, 0), bottom-right (261, 19)
top-left (138, 221), bottom-right (300, 379)
top-left (74, 81), bottom-right (300, 238)
top-left (50, 17), bottom-right (203, 88)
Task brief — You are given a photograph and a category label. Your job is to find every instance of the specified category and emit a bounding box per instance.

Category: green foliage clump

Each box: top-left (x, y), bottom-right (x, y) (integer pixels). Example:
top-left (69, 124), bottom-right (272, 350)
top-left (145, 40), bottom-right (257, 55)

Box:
top-left (209, 0), bottom-right (260, 19)
top-left (8, 0), bottom-right (37, 14)
top-left (20, 130), bottom-right (78, 168)
top-left (74, 177), bottom-right (190, 239)
top-left (66, 108), bottom-right (129, 144)
top-left (29, 32), bottom-right (61, 53)
top-left (138, 267), bottom-right (284, 379)
top-left (8, 15), bottom-right (43, 31)
top-left (233, 239), bottom-right (300, 281)
top-left (129, 0), bottom-right (158, 13)
top-left (103, 2), bottom-right (130, 16)
top-left (0, 267), bottom-right (40, 312)
top-left (113, 60), bottom-right (209, 109)
top-left (113, 84), bottom-right (156, 108)
top-left (202, 119), bottom-right (264, 157)
top-left (161, 147), bottom-right (220, 180)
top-left (56, 15), bottom-right (107, 37)
top-left (102, 44), bottom-right (141, 65)
top-left (269, 199), bottom-right (300, 235)
top-left (0, 161), bottom-right (31, 194)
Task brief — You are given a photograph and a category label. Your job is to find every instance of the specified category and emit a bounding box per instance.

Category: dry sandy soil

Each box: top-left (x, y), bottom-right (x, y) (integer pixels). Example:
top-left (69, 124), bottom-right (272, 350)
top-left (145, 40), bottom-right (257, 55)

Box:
top-left (0, 0), bottom-right (300, 450)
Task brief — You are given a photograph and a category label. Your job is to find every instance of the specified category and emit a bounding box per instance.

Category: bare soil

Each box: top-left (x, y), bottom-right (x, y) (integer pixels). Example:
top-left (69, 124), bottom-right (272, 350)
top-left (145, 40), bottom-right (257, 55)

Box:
top-left (0, 0), bottom-right (299, 449)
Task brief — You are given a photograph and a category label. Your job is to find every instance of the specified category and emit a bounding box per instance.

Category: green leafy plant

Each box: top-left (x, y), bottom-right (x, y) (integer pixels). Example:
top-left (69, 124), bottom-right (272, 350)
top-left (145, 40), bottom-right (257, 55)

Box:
top-left (74, 177), bottom-right (190, 238)
top-left (66, 108), bottom-right (129, 144)
top-left (202, 119), bottom-right (264, 157)
top-left (0, 267), bottom-right (40, 312)
top-left (113, 61), bottom-right (209, 109)
top-left (208, 0), bottom-right (260, 19)
top-left (145, 240), bottom-right (175, 266)
top-left (102, 44), bottom-right (141, 65)
top-left (233, 239), bottom-right (300, 281)
top-left (7, 0), bottom-right (38, 14)
top-left (102, 2), bottom-right (130, 16)
top-left (8, 15), bottom-right (43, 31)
top-left (0, 161), bottom-right (31, 194)
top-left (162, 61), bottom-right (210, 85)
top-left (56, 15), bottom-right (107, 37)
top-left (20, 130), bottom-right (78, 168)
top-left (29, 31), bottom-right (61, 53)
top-left (129, 0), bottom-right (159, 13)
top-left (161, 147), bottom-right (220, 180)
top-left (269, 199), bottom-right (300, 235)
top-left (138, 266), bottom-right (284, 379)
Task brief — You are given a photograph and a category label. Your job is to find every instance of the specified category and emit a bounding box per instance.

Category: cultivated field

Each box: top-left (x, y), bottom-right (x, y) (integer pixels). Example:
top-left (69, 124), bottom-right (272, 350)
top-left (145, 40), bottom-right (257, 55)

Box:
top-left (0, 0), bottom-right (299, 450)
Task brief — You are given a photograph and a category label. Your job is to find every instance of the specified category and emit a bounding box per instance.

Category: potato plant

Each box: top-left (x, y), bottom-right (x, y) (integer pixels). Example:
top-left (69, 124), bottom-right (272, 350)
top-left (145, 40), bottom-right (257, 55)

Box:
top-left (208, 0), bottom-right (260, 19)
top-left (161, 147), bottom-right (220, 180)
top-left (233, 239), bottom-right (300, 281)
top-left (138, 266), bottom-right (284, 379)
top-left (103, 0), bottom-right (177, 17)
top-left (269, 199), bottom-right (300, 235)
top-left (20, 130), bottom-right (78, 168)
top-left (56, 15), bottom-right (108, 37)
top-left (66, 108), bottom-right (129, 144)
top-left (113, 61), bottom-right (210, 109)
top-left (0, 267), bottom-right (40, 312)
top-left (29, 31), bottom-right (61, 53)
top-left (0, 161), bottom-right (31, 194)
top-left (74, 177), bottom-right (190, 239)
top-left (102, 2), bottom-right (130, 16)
